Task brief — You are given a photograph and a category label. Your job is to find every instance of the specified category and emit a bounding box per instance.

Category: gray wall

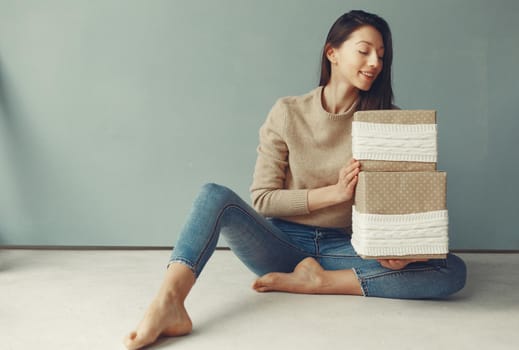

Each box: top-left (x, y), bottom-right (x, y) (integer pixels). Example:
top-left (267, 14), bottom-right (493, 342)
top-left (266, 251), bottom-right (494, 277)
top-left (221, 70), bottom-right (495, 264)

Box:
top-left (0, 0), bottom-right (518, 249)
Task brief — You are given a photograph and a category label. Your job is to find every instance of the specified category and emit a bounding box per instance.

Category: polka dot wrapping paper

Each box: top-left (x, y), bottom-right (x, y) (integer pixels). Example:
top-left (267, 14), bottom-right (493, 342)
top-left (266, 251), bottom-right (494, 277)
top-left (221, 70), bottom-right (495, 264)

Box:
top-left (354, 172), bottom-right (446, 215)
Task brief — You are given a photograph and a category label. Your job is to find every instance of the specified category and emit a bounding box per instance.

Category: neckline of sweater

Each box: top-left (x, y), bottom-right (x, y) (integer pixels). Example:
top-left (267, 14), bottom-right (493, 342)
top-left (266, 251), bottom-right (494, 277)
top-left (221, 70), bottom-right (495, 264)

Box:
top-left (315, 86), bottom-right (357, 121)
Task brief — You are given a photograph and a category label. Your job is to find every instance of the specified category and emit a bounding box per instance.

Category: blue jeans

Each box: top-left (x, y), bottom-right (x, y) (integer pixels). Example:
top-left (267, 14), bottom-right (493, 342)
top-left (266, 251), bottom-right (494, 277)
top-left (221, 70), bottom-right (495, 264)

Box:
top-left (170, 183), bottom-right (467, 299)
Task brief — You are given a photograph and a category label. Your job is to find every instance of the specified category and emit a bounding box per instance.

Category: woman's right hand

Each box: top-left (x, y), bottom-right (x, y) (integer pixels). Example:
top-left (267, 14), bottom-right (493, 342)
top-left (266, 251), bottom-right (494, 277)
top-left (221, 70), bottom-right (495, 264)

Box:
top-left (307, 159), bottom-right (361, 212)
top-left (334, 159), bottom-right (361, 203)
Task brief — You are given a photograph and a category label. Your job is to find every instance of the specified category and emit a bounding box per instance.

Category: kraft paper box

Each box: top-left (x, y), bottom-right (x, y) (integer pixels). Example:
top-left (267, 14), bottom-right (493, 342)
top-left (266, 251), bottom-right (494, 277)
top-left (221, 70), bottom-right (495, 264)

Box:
top-left (352, 110), bottom-right (437, 172)
top-left (352, 171), bottom-right (449, 259)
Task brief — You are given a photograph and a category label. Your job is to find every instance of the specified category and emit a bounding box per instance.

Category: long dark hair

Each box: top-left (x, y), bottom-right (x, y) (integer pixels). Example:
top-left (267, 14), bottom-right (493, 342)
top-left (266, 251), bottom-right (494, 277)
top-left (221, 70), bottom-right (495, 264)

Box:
top-left (319, 10), bottom-right (394, 110)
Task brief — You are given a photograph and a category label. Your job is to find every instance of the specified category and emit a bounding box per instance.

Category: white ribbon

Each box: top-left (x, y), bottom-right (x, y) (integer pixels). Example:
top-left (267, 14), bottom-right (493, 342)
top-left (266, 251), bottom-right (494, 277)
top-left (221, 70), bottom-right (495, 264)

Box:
top-left (352, 122), bottom-right (437, 162)
top-left (351, 206), bottom-right (449, 256)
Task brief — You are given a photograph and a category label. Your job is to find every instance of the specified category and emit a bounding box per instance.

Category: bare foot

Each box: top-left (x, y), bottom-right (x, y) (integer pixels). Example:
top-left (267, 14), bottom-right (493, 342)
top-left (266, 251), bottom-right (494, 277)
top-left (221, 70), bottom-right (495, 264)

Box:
top-left (123, 293), bottom-right (192, 350)
top-left (252, 257), bottom-right (324, 293)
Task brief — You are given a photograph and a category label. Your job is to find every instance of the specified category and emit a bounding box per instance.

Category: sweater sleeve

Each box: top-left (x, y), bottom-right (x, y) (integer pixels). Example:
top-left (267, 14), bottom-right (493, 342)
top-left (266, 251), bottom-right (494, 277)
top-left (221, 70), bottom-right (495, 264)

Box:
top-left (250, 99), bottom-right (310, 217)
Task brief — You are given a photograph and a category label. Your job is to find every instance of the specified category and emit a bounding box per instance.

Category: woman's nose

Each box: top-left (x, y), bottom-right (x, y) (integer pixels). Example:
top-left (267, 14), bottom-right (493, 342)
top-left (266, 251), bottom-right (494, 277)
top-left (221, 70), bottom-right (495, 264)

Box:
top-left (368, 52), bottom-right (381, 68)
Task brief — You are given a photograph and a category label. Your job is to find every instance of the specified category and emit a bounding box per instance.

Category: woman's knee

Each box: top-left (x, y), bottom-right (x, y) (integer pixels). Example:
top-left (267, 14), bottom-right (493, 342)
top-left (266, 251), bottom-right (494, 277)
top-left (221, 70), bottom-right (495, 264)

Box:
top-left (199, 183), bottom-right (237, 202)
top-left (441, 253), bottom-right (467, 297)
top-left (451, 254), bottom-right (467, 289)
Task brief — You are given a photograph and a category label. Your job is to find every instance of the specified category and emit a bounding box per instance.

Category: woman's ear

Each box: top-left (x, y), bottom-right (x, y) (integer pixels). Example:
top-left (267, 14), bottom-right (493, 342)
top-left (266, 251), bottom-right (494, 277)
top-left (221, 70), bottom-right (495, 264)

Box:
top-left (325, 44), bottom-right (337, 64)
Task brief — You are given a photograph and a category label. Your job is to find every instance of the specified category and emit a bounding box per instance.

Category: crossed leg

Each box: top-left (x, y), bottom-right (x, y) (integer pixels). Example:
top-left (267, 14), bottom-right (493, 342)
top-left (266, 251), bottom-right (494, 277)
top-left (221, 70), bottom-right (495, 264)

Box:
top-left (253, 257), bottom-right (363, 295)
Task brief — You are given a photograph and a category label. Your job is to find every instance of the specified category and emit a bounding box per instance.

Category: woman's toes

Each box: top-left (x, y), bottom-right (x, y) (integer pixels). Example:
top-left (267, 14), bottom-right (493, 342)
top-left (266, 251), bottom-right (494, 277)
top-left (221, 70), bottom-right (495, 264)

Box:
top-left (123, 332), bottom-right (139, 350)
top-left (253, 273), bottom-right (279, 291)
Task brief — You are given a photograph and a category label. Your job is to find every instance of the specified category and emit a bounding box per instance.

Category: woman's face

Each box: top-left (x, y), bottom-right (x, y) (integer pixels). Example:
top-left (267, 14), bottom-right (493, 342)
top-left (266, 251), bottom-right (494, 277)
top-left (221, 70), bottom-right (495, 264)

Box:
top-left (327, 25), bottom-right (384, 91)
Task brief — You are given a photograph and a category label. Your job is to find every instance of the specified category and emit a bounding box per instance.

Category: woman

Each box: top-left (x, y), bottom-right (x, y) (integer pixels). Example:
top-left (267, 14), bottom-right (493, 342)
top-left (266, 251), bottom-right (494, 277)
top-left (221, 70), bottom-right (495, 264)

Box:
top-left (124, 10), bottom-right (466, 349)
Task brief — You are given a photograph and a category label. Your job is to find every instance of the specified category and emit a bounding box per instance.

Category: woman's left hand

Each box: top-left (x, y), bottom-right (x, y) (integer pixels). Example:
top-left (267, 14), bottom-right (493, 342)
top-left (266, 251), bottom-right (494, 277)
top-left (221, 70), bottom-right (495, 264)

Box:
top-left (377, 258), bottom-right (429, 270)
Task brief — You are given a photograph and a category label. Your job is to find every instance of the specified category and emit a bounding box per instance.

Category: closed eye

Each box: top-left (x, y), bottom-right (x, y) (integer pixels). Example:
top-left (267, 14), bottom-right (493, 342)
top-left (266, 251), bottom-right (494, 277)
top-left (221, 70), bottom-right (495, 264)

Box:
top-left (359, 50), bottom-right (383, 61)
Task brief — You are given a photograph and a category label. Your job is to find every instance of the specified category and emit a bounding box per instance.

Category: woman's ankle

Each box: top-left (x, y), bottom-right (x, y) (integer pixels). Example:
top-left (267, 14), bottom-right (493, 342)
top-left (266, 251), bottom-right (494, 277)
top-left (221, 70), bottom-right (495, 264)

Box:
top-left (160, 263), bottom-right (196, 299)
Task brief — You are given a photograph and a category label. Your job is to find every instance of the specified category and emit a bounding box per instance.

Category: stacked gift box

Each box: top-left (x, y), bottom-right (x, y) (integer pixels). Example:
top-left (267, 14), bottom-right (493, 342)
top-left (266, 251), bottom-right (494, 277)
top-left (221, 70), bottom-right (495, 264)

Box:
top-left (351, 110), bottom-right (449, 259)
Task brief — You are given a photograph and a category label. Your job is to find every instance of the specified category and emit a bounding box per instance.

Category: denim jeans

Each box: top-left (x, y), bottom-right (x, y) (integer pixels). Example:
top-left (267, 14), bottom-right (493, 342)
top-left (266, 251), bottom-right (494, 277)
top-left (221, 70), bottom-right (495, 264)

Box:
top-left (170, 183), bottom-right (467, 299)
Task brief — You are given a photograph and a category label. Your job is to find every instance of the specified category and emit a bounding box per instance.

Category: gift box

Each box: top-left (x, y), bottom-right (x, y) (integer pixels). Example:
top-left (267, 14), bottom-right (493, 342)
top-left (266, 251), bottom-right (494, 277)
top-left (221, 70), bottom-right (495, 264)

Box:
top-left (352, 171), bottom-right (449, 259)
top-left (352, 110), bottom-right (437, 172)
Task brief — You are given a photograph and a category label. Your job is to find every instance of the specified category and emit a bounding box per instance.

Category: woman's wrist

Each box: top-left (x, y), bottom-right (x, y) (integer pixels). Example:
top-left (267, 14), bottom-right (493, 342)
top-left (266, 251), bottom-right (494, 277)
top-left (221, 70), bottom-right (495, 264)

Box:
top-left (308, 184), bottom-right (345, 212)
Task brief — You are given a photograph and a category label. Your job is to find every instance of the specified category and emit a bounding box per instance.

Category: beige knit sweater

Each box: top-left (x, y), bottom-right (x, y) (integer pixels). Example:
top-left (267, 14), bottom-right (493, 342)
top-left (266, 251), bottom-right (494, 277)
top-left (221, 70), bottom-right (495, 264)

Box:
top-left (250, 86), bottom-right (357, 229)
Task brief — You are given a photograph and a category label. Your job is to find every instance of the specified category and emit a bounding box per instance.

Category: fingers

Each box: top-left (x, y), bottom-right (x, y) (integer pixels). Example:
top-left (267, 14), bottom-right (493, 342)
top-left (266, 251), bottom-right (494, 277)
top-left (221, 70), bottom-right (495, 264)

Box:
top-left (377, 259), bottom-right (404, 270)
top-left (333, 159), bottom-right (361, 203)
top-left (345, 167), bottom-right (360, 184)
top-left (377, 259), bottom-right (430, 270)
top-left (377, 259), bottom-right (402, 270)
top-left (340, 160), bottom-right (360, 183)
top-left (345, 174), bottom-right (358, 197)
top-left (345, 159), bottom-right (361, 173)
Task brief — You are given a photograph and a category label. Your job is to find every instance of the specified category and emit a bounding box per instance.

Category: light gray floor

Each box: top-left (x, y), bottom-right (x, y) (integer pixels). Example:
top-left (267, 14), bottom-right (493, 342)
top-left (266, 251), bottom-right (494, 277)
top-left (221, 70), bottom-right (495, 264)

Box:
top-left (1, 249), bottom-right (518, 350)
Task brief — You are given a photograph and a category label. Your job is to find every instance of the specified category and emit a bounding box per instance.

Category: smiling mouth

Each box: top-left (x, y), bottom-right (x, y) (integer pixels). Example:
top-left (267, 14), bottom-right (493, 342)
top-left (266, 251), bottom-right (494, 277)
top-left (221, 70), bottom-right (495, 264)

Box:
top-left (360, 71), bottom-right (375, 79)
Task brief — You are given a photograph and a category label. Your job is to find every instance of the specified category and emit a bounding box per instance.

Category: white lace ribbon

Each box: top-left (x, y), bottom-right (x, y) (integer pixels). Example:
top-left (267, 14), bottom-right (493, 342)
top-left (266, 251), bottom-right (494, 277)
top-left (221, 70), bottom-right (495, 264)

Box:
top-left (351, 206), bottom-right (449, 256)
top-left (352, 122), bottom-right (437, 162)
